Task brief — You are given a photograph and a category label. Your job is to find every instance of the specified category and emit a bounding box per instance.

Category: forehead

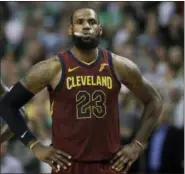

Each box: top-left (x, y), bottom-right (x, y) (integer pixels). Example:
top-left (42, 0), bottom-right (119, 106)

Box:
top-left (73, 9), bottom-right (98, 21)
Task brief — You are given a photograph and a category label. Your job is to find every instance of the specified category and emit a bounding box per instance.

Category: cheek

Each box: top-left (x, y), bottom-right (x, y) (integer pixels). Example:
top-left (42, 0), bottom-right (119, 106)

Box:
top-left (73, 26), bottom-right (82, 32)
top-left (95, 26), bottom-right (102, 35)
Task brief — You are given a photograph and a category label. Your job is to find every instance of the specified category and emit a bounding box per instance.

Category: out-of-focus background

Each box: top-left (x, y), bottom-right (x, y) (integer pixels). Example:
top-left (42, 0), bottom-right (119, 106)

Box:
top-left (0, 1), bottom-right (184, 174)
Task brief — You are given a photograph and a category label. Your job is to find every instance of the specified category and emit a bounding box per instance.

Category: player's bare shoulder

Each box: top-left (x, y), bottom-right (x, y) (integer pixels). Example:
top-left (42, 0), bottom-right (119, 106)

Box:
top-left (111, 53), bottom-right (141, 84)
top-left (111, 53), bottom-right (162, 104)
top-left (21, 56), bottom-right (62, 94)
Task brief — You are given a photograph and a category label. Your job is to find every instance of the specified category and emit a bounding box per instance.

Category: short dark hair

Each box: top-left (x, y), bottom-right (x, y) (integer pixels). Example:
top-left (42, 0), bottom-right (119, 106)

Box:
top-left (70, 7), bottom-right (99, 24)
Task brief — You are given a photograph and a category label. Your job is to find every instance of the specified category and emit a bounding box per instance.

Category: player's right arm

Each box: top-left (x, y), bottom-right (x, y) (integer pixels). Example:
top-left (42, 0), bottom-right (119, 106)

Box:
top-left (0, 81), bottom-right (14, 143)
top-left (0, 81), bottom-right (30, 143)
top-left (20, 56), bottom-right (61, 94)
top-left (0, 57), bottom-right (71, 171)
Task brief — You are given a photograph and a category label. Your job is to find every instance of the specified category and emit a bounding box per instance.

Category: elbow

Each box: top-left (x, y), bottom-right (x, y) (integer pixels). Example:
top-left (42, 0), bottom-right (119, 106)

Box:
top-left (152, 96), bottom-right (163, 117)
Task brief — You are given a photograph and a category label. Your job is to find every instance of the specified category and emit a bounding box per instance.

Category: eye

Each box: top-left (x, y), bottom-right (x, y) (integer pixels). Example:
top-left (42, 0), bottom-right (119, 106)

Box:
top-left (89, 19), bottom-right (97, 25)
top-left (77, 19), bottom-right (83, 24)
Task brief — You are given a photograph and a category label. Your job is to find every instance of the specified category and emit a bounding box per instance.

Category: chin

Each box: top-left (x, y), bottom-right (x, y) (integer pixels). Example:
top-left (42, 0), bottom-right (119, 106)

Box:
top-left (81, 38), bottom-right (94, 43)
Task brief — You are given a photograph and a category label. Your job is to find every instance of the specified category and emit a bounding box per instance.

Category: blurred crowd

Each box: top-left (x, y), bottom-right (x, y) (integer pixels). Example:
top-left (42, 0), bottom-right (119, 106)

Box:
top-left (0, 1), bottom-right (184, 174)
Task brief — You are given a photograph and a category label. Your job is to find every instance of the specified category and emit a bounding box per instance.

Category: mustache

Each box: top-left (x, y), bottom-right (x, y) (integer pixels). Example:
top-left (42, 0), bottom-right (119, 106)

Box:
top-left (74, 32), bottom-right (99, 39)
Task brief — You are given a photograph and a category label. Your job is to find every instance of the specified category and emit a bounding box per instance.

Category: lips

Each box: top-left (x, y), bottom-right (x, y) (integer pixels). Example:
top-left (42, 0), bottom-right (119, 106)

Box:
top-left (83, 33), bottom-right (92, 37)
top-left (81, 33), bottom-right (93, 41)
top-left (74, 32), bottom-right (93, 41)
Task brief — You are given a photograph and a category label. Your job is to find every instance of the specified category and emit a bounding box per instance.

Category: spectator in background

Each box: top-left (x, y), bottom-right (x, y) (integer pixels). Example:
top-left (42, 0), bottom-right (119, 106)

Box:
top-left (4, 17), bottom-right (24, 50)
top-left (168, 46), bottom-right (183, 73)
top-left (143, 58), bottom-right (162, 85)
top-left (137, 12), bottom-right (160, 51)
top-left (162, 14), bottom-right (184, 48)
top-left (157, 2), bottom-right (176, 28)
top-left (113, 17), bottom-right (136, 56)
top-left (0, 2), bottom-right (11, 59)
top-left (0, 141), bottom-right (25, 173)
top-left (155, 44), bottom-right (168, 76)
top-left (38, 16), bottom-right (64, 55)
top-left (168, 87), bottom-right (184, 129)
top-left (0, 51), bottom-right (19, 86)
top-left (23, 39), bottom-right (46, 65)
top-left (146, 89), bottom-right (184, 174)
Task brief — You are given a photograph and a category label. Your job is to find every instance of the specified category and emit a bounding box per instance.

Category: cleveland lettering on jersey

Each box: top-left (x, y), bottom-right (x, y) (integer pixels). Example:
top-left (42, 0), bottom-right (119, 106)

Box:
top-left (66, 75), bottom-right (113, 90)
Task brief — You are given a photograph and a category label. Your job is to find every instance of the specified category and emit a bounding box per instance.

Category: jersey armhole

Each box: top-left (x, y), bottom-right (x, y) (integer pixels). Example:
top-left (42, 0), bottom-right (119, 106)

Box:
top-left (107, 51), bottom-right (121, 87)
top-left (53, 53), bottom-right (66, 92)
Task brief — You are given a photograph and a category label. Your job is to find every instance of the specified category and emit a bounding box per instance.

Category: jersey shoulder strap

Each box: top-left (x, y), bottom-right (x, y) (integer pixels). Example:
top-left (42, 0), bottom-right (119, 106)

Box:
top-left (49, 51), bottom-right (68, 93)
top-left (102, 49), bottom-right (121, 86)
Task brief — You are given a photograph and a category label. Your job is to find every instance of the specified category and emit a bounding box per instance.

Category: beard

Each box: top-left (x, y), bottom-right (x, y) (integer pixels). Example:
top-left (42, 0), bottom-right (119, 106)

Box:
top-left (72, 32), bottom-right (101, 50)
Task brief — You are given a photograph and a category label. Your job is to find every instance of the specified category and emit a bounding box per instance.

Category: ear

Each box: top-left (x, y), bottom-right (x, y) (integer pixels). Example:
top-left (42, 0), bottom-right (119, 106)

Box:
top-left (99, 24), bottom-right (103, 36)
top-left (68, 24), bottom-right (73, 36)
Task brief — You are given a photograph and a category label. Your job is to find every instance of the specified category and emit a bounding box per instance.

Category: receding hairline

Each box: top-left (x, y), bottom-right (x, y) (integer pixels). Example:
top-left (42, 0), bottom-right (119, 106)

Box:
top-left (70, 8), bottom-right (99, 24)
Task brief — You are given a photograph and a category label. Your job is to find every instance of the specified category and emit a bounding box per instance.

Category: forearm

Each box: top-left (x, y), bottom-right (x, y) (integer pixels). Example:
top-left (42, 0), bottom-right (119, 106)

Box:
top-left (0, 81), bottom-right (31, 143)
top-left (0, 57), bottom-right (59, 148)
top-left (0, 82), bottom-right (14, 142)
top-left (0, 105), bottom-right (36, 146)
top-left (0, 108), bottom-right (29, 143)
top-left (134, 99), bottom-right (162, 144)
top-left (0, 82), bottom-right (37, 147)
top-left (0, 81), bottom-right (29, 122)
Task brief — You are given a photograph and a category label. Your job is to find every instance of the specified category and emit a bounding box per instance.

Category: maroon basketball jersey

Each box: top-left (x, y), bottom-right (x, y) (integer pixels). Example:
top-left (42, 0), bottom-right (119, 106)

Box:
top-left (48, 49), bottom-right (121, 161)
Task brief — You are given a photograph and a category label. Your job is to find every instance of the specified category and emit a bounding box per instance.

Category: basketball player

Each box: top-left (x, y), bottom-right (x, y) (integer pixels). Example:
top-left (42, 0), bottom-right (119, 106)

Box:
top-left (0, 8), bottom-right (162, 174)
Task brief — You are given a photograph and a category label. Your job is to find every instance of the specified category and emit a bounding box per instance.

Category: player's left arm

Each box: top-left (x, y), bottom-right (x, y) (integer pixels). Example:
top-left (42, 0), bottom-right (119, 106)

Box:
top-left (112, 54), bottom-right (162, 143)
top-left (111, 53), bottom-right (163, 172)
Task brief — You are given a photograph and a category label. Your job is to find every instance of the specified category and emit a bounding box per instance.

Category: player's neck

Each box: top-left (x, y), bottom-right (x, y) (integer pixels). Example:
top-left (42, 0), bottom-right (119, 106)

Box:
top-left (71, 46), bottom-right (98, 63)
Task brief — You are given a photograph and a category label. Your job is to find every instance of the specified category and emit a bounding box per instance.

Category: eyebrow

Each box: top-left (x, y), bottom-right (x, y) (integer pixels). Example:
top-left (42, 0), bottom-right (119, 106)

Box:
top-left (75, 17), bottom-right (98, 23)
top-left (89, 18), bottom-right (98, 21)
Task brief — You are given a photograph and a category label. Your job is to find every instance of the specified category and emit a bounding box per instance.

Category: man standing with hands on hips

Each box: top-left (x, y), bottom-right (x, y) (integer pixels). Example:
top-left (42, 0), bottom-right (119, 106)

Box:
top-left (0, 8), bottom-right (162, 174)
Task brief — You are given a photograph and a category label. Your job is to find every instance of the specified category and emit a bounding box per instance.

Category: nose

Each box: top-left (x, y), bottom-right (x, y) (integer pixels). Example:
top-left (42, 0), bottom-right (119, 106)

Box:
top-left (83, 22), bottom-right (90, 30)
